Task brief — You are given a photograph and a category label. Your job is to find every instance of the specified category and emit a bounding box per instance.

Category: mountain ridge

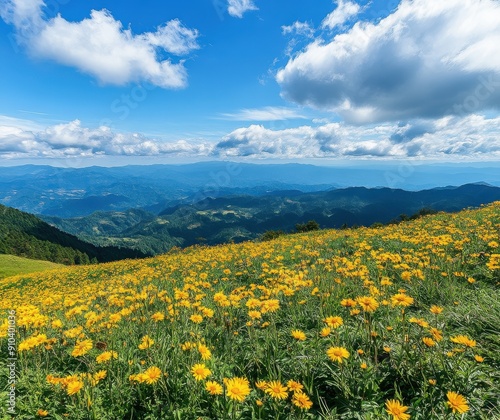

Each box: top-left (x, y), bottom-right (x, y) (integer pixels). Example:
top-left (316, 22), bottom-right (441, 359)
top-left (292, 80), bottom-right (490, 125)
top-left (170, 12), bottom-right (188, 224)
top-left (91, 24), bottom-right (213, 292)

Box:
top-left (2, 162), bottom-right (500, 217)
top-left (0, 204), bottom-right (147, 264)
top-left (41, 183), bottom-right (500, 256)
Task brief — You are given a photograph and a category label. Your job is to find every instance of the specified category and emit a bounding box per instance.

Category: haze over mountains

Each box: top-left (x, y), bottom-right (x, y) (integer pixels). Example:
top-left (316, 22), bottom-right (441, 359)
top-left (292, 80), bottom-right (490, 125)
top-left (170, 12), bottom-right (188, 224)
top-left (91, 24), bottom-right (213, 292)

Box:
top-left (40, 183), bottom-right (500, 255)
top-left (1, 162), bottom-right (499, 217)
top-left (1, 162), bottom-right (500, 258)
top-left (0, 162), bottom-right (500, 255)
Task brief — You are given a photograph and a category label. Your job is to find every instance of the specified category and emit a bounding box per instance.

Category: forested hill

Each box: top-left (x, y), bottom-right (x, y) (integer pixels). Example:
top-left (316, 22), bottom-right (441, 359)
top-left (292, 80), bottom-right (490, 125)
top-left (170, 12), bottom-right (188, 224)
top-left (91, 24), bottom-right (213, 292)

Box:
top-left (43, 182), bottom-right (500, 255)
top-left (0, 204), bottom-right (146, 264)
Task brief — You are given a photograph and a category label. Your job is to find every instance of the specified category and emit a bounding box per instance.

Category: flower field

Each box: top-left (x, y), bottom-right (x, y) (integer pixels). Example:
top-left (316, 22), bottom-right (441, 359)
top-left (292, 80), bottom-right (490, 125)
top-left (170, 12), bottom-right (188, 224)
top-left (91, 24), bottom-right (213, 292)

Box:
top-left (1, 203), bottom-right (500, 419)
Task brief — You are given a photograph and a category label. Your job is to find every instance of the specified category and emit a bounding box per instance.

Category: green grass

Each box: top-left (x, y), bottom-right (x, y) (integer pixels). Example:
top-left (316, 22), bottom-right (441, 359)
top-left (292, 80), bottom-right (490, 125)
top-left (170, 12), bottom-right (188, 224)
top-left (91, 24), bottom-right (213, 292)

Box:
top-left (1, 204), bottom-right (499, 419)
top-left (0, 254), bottom-right (63, 279)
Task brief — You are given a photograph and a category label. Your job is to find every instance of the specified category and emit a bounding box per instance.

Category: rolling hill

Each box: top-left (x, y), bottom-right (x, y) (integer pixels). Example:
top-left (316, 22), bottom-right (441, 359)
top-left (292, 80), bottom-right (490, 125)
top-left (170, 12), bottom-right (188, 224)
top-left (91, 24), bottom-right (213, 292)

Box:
top-left (0, 204), bottom-right (147, 264)
top-left (0, 254), bottom-right (63, 279)
top-left (42, 183), bottom-right (500, 255)
top-left (1, 202), bottom-right (499, 418)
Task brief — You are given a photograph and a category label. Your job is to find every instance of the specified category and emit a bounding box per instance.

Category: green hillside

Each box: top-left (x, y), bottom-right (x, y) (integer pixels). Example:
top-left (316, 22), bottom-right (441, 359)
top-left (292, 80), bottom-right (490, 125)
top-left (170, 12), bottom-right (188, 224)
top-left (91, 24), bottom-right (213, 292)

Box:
top-left (1, 202), bottom-right (499, 418)
top-left (43, 183), bottom-right (500, 255)
top-left (0, 254), bottom-right (62, 279)
top-left (0, 204), bottom-right (147, 264)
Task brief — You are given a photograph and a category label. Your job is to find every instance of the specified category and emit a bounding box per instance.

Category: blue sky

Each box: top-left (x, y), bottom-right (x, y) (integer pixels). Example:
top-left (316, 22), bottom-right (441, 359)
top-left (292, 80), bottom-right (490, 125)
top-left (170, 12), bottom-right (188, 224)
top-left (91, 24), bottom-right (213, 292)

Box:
top-left (0, 0), bottom-right (499, 165)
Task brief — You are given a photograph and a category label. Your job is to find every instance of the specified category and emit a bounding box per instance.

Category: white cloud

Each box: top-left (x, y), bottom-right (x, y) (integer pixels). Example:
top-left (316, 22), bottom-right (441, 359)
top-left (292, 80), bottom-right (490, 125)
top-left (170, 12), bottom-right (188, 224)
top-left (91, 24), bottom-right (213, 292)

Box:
top-left (0, 119), bottom-right (211, 158)
top-left (1, 115), bottom-right (500, 160)
top-left (219, 107), bottom-right (306, 121)
top-left (214, 123), bottom-right (397, 158)
top-left (143, 19), bottom-right (200, 56)
top-left (281, 21), bottom-right (315, 57)
top-left (213, 115), bottom-right (500, 159)
top-left (1, 1), bottom-right (199, 88)
top-left (277, 0), bottom-right (500, 123)
top-left (0, 126), bottom-right (38, 153)
top-left (282, 21), bottom-right (314, 38)
top-left (0, 0), bottom-right (44, 34)
top-left (322, 0), bottom-right (361, 30)
top-left (227, 0), bottom-right (258, 18)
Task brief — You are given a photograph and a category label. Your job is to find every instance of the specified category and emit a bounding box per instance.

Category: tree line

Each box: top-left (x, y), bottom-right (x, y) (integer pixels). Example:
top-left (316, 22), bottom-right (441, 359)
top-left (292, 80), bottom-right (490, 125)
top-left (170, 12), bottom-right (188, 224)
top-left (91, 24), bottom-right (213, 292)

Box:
top-left (0, 204), bottom-right (146, 265)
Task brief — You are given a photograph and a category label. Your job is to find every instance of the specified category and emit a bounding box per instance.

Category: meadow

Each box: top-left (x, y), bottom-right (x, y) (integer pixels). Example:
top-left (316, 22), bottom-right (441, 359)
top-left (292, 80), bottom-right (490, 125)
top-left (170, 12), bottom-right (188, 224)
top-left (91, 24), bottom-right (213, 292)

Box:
top-left (1, 203), bottom-right (499, 419)
top-left (0, 255), bottom-right (63, 280)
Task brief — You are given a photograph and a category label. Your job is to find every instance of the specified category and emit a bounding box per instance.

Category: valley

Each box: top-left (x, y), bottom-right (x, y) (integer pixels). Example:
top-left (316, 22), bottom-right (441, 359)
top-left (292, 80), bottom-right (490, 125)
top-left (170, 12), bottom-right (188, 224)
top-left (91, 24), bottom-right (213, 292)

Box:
top-left (41, 183), bottom-right (500, 255)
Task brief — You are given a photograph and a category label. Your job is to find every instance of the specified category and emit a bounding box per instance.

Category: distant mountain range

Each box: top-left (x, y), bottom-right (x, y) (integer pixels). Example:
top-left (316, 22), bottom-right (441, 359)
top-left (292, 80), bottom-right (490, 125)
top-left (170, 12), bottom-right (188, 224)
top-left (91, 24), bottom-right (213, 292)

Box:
top-left (0, 204), bottom-right (146, 264)
top-left (2, 163), bottom-right (499, 259)
top-left (1, 162), bottom-right (499, 217)
top-left (41, 183), bottom-right (500, 256)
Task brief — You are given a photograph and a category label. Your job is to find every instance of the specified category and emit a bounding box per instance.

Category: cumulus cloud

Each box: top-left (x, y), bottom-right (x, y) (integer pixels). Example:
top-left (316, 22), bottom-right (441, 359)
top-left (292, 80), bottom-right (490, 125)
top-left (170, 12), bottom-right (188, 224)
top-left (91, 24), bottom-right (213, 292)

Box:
top-left (213, 115), bottom-right (500, 159)
top-left (1, 115), bottom-right (500, 160)
top-left (227, 0), bottom-right (258, 18)
top-left (277, 0), bottom-right (500, 123)
top-left (390, 121), bottom-right (435, 144)
top-left (214, 123), bottom-right (396, 158)
top-left (144, 19), bottom-right (199, 55)
top-left (0, 126), bottom-right (38, 153)
top-left (322, 0), bottom-right (360, 30)
top-left (219, 107), bottom-right (306, 121)
top-left (0, 119), bottom-right (211, 159)
top-left (0, 0), bottom-right (199, 88)
top-left (0, 0), bottom-right (44, 34)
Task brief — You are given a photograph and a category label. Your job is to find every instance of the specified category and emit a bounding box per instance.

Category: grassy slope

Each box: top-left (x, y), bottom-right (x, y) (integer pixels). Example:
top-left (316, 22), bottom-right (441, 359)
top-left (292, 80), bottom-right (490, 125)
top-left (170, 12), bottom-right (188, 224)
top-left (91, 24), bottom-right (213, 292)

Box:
top-left (42, 184), bottom-right (500, 255)
top-left (0, 203), bottom-right (499, 419)
top-left (0, 254), bottom-right (63, 279)
top-left (0, 203), bottom-right (147, 264)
